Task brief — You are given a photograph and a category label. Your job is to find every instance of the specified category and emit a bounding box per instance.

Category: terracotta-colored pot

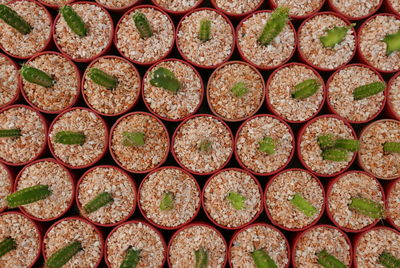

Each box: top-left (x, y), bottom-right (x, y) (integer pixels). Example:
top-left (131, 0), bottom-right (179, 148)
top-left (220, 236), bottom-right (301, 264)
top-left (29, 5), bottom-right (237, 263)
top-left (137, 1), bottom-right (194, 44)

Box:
top-left (0, 162), bottom-right (13, 214)
top-left (150, 0), bottom-right (204, 18)
top-left (385, 178), bottom-right (400, 231)
top-left (0, 53), bottom-right (21, 110)
top-left (210, 0), bottom-right (264, 20)
top-left (269, 0), bottom-right (325, 20)
top-left (327, 0), bottom-right (382, 21)
top-left (385, 70), bottom-right (400, 120)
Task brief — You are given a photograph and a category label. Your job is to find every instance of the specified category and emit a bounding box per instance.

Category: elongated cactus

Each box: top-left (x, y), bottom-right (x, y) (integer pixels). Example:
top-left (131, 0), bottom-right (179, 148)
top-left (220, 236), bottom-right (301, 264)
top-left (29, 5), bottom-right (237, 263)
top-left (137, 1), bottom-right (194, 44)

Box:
top-left (258, 7), bottom-right (290, 46)
top-left (379, 251), bottom-right (400, 268)
top-left (348, 197), bottom-right (384, 219)
top-left (291, 79), bottom-right (320, 99)
top-left (0, 237), bottom-right (16, 258)
top-left (46, 241), bottom-right (82, 268)
top-left (150, 67), bottom-right (180, 93)
top-left (231, 81), bottom-right (248, 97)
top-left (159, 192), bottom-right (174, 211)
top-left (320, 23), bottom-right (355, 48)
top-left (133, 11), bottom-right (153, 39)
top-left (21, 66), bottom-right (54, 88)
top-left (60, 5), bottom-right (87, 37)
top-left (195, 248), bottom-right (208, 268)
top-left (0, 129), bottom-right (21, 138)
top-left (322, 148), bottom-right (347, 162)
top-left (251, 249), bottom-right (277, 268)
top-left (88, 68), bottom-right (118, 89)
top-left (316, 250), bottom-right (346, 268)
top-left (0, 4), bottom-right (31, 34)
top-left (6, 185), bottom-right (52, 208)
top-left (122, 132), bottom-right (145, 147)
top-left (55, 131), bottom-right (86, 145)
top-left (258, 136), bottom-right (276, 155)
top-left (120, 248), bottom-right (141, 268)
top-left (83, 191), bottom-right (113, 214)
top-left (289, 193), bottom-right (317, 217)
top-left (198, 139), bottom-right (212, 152)
top-left (334, 139), bottom-right (359, 152)
top-left (226, 192), bottom-right (246, 210)
top-left (382, 29), bottom-right (400, 55)
top-left (353, 82), bottom-right (385, 100)
top-left (317, 135), bottom-right (336, 150)
top-left (383, 142), bottom-right (400, 154)
top-left (199, 19), bottom-right (211, 42)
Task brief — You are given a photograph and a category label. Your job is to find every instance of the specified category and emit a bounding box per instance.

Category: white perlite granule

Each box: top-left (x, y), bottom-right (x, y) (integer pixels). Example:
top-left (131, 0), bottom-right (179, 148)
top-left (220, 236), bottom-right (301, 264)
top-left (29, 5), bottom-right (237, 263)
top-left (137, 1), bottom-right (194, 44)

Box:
top-left (49, 109), bottom-right (107, 167)
top-left (204, 169), bottom-right (261, 228)
top-left (84, 57), bottom-right (140, 115)
top-left (55, 3), bottom-right (112, 60)
top-left (0, 106), bottom-right (46, 164)
top-left (328, 65), bottom-right (385, 122)
top-left (0, 213), bottom-right (40, 267)
top-left (294, 226), bottom-right (351, 266)
top-left (299, 14), bottom-right (356, 70)
top-left (355, 228), bottom-right (400, 267)
top-left (173, 115), bottom-right (233, 174)
top-left (17, 160), bottom-right (73, 220)
top-left (331, 0), bottom-right (380, 18)
top-left (0, 54), bottom-right (18, 108)
top-left (268, 64), bottom-right (324, 122)
top-left (0, 1), bottom-right (51, 57)
top-left (143, 60), bottom-right (203, 120)
top-left (328, 172), bottom-right (384, 230)
top-left (106, 221), bottom-right (165, 267)
top-left (208, 62), bottom-right (264, 121)
top-left (388, 180), bottom-right (400, 227)
top-left (169, 225), bottom-right (226, 267)
top-left (230, 224), bottom-right (289, 268)
top-left (78, 167), bottom-right (136, 225)
top-left (272, 0), bottom-right (323, 17)
top-left (111, 113), bottom-right (169, 172)
top-left (44, 218), bottom-right (102, 268)
top-left (299, 116), bottom-right (355, 175)
top-left (359, 15), bottom-right (400, 72)
top-left (213, 0), bottom-right (262, 15)
top-left (236, 115), bottom-right (293, 174)
top-left (23, 53), bottom-right (79, 112)
top-left (140, 167), bottom-right (200, 227)
top-left (95, 0), bottom-right (139, 9)
top-left (116, 7), bottom-right (174, 64)
top-left (359, 120), bottom-right (400, 179)
top-left (177, 9), bottom-right (234, 67)
top-left (237, 12), bottom-right (295, 68)
top-left (0, 164), bottom-right (11, 211)
top-left (389, 74), bottom-right (400, 118)
top-left (266, 169), bottom-right (324, 229)
top-left (152, 0), bottom-right (200, 12)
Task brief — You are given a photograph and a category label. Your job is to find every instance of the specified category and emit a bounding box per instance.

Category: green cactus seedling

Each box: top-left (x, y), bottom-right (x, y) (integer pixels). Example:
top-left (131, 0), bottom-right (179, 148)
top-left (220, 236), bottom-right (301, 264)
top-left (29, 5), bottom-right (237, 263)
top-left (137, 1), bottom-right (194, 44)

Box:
top-left (195, 248), bottom-right (208, 268)
top-left (150, 67), bottom-right (180, 93)
top-left (0, 4), bottom-right (31, 34)
top-left (46, 241), bottom-right (82, 268)
top-left (383, 142), bottom-right (400, 154)
top-left (21, 66), bottom-right (54, 88)
top-left (317, 135), bottom-right (336, 150)
top-left (258, 136), bottom-right (276, 155)
top-left (322, 148), bottom-right (347, 162)
top-left (258, 7), bottom-right (290, 46)
top-left (60, 5), bottom-right (87, 37)
top-left (289, 193), bottom-right (317, 217)
top-left (120, 248), bottom-right (141, 268)
top-left (226, 192), bottom-right (246, 210)
top-left (159, 192), bottom-right (174, 211)
top-left (0, 237), bottom-right (16, 258)
top-left (231, 81), bottom-right (248, 97)
top-left (6, 185), bottom-right (52, 208)
top-left (55, 131), bottom-right (86, 145)
top-left (334, 139), bottom-right (359, 152)
top-left (122, 132), bottom-right (145, 147)
top-left (88, 68), bottom-right (118, 89)
top-left (0, 129), bottom-right (21, 138)
top-left (198, 139), bottom-right (212, 152)
top-left (320, 23), bottom-right (355, 48)
top-left (348, 196), bottom-right (384, 219)
top-left (251, 249), bottom-right (278, 268)
top-left (133, 12), bottom-right (153, 39)
top-left (291, 79), bottom-right (320, 99)
top-left (379, 251), bottom-right (400, 268)
top-left (83, 191), bottom-right (113, 214)
top-left (353, 82), bottom-right (385, 100)
top-left (382, 29), bottom-right (400, 55)
top-left (316, 250), bottom-right (347, 268)
top-left (199, 19), bottom-right (211, 42)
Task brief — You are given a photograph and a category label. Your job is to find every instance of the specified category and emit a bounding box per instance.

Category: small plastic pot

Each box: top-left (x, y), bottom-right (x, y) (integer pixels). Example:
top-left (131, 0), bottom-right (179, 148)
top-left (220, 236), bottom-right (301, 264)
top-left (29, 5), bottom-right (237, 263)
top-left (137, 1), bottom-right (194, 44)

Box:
top-left (0, 162), bottom-right (14, 214)
top-left (176, 8), bottom-right (236, 70)
top-left (297, 12), bottom-right (357, 72)
top-left (326, 63), bottom-right (387, 124)
top-left (37, 0), bottom-right (75, 9)
top-left (326, 170), bottom-right (385, 233)
top-left (385, 178), bottom-right (400, 231)
top-left (385, 70), bottom-right (400, 120)
top-left (150, 0), bottom-right (204, 18)
top-left (42, 216), bottom-right (104, 268)
top-left (20, 51), bottom-right (81, 115)
top-left (138, 166), bottom-right (201, 230)
top-left (109, 111), bottom-right (170, 174)
top-left (114, 5), bottom-right (175, 67)
top-left (327, 0), bottom-right (382, 21)
top-left (52, 1), bottom-right (114, 63)
top-left (105, 219), bottom-right (167, 268)
top-left (207, 60), bottom-right (265, 122)
top-left (264, 168), bottom-right (325, 232)
top-left (296, 114), bottom-right (358, 178)
top-left (228, 222), bottom-right (291, 268)
top-left (167, 222), bottom-right (228, 268)
top-left (291, 224), bottom-right (353, 268)
top-left (234, 114), bottom-right (295, 177)
top-left (210, 0), bottom-right (263, 20)
top-left (265, 62), bottom-right (326, 124)
top-left (82, 55), bottom-right (141, 117)
top-left (76, 165), bottom-right (137, 227)
top-left (0, 104), bottom-right (48, 167)
top-left (48, 107), bottom-right (109, 170)
top-left (0, 53), bottom-right (21, 110)
top-left (142, 58), bottom-right (204, 122)
top-left (0, 0), bottom-right (53, 60)
top-left (13, 158), bottom-right (76, 222)
top-left (269, 0), bottom-right (325, 20)
top-left (202, 168), bottom-right (263, 230)
top-left (171, 113), bottom-right (234, 176)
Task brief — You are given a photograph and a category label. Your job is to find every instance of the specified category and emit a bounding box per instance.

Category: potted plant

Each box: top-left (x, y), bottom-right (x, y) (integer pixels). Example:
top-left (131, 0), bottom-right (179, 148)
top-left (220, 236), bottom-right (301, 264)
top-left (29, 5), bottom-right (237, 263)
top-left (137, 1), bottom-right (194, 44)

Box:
top-left (0, 163), bottom-right (13, 213)
top-left (386, 178), bottom-right (400, 231)
top-left (0, 53), bottom-right (20, 110)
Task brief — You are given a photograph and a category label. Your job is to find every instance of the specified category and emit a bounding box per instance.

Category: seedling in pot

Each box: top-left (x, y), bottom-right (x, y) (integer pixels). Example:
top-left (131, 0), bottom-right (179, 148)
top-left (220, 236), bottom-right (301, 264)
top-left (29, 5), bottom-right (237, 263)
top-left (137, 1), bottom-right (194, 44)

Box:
top-left (322, 148), bottom-right (348, 162)
top-left (199, 19), bottom-right (211, 42)
top-left (231, 81), bottom-right (248, 97)
top-left (348, 196), bottom-right (384, 219)
top-left (122, 132), bottom-right (145, 147)
top-left (382, 29), bottom-right (400, 55)
top-left (251, 249), bottom-right (277, 268)
top-left (83, 191), bottom-right (113, 214)
top-left (194, 248), bottom-right (208, 268)
top-left (133, 12), bottom-right (153, 39)
top-left (55, 131), bottom-right (86, 145)
top-left (317, 135), bottom-right (359, 161)
top-left (320, 23), bottom-right (356, 48)
top-left (383, 142), bottom-right (400, 154)
top-left (198, 139), bottom-right (212, 152)
top-left (150, 67), bottom-right (180, 93)
top-left (46, 241), bottom-right (82, 268)
top-left (120, 247), bottom-right (141, 268)
top-left (21, 65), bottom-right (54, 88)
top-left (159, 192), bottom-right (174, 211)
top-left (0, 237), bottom-right (16, 258)
top-left (289, 193), bottom-right (317, 217)
top-left (379, 251), bottom-right (400, 268)
top-left (0, 4), bottom-right (32, 34)
top-left (226, 192), bottom-right (246, 210)
top-left (258, 136), bottom-right (275, 155)
top-left (60, 5), bottom-right (87, 37)
top-left (291, 79), bottom-right (320, 99)
top-left (88, 68), bottom-right (118, 90)
top-left (0, 129), bottom-right (21, 138)
top-left (6, 184), bottom-right (52, 208)
top-left (353, 82), bottom-right (385, 100)
top-left (258, 6), bottom-right (290, 46)
top-left (316, 250), bottom-right (346, 268)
